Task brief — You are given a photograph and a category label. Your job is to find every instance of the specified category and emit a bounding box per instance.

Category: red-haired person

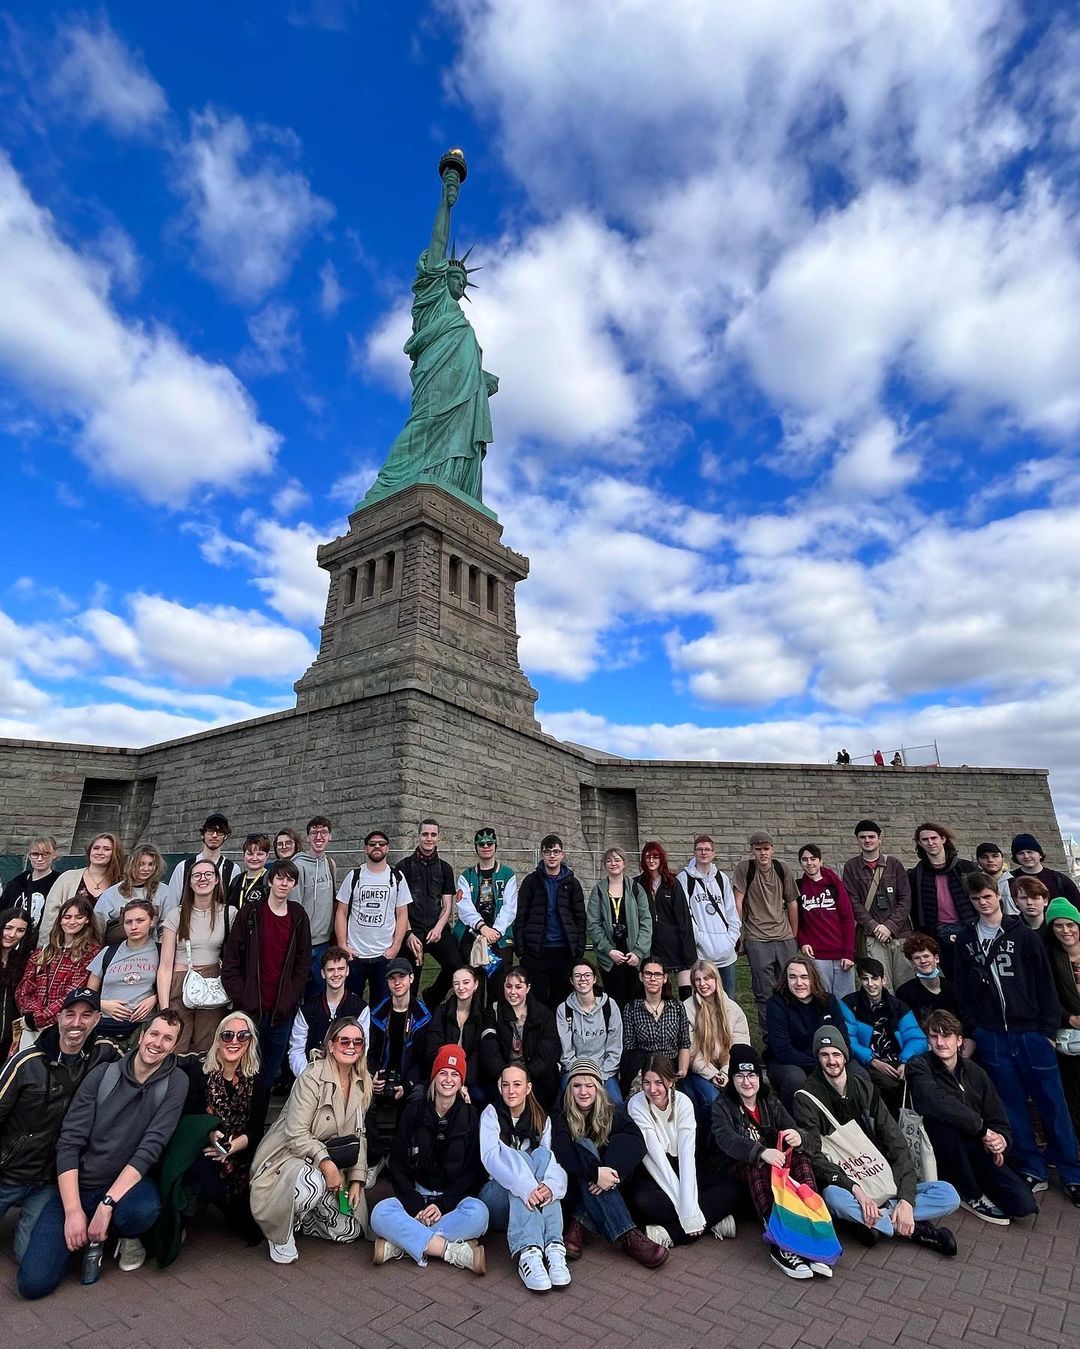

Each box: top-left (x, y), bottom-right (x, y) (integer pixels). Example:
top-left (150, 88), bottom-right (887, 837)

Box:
top-left (635, 842), bottom-right (696, 1000)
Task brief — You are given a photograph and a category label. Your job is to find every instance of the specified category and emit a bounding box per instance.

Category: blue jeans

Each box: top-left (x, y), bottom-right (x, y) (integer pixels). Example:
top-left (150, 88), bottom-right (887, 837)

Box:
top-left (975, 1028), bottom-right (1080, 1184)
top-left (680, 1073), bottom-right (720, 1131)
top-left (348, 955), bottom-right (389, 1007)
top-left (307, 942), bottom-right (329, 993)
top-left (18, 1179), bottom-right (162, 1300)
top-left (560, 1072), bottom-right (622, 1105)
top-left (370, 1194), bottom-right (489, 1266)
top-left (569, 1138), bottom-right (634, 1243)
top-left (822, 1180), bottom-right (960, 1235)
top-left (717, 961), bottom-right (737, 999)
top-left (480, 1148), bottom-right (564, 1256)
top-left (255, 1014), bottom-right (293, 1092)
top-left (0, 1182), bottom-right (54, 1263)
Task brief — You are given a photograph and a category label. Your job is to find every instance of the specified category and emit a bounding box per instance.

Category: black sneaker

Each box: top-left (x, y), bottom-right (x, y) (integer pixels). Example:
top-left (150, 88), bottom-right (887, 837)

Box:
top-left (960, 1196), bottom-right (1010, 1226)
top-left (841, 1218), bottom-right (879, 1248)
top-left (768, 1245), bottom-right (813, 1280)
top-left (910, 1221), bottom-right (957, 1257)
top-left (1020, 1171), bottom-right (1049, 1193)
top-left (1065, 1184), bottom-right (1080, 1208)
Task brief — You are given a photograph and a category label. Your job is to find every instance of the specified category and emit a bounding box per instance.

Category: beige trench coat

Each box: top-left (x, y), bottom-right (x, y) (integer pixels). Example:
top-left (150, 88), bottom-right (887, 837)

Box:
top-left (249, 1052), bottom-right (371, 1243)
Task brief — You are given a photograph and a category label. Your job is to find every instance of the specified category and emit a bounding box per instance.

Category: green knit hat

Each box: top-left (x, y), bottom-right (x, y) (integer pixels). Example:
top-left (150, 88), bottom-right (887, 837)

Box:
top-left (1046, 898), bottom-right (1080, 928)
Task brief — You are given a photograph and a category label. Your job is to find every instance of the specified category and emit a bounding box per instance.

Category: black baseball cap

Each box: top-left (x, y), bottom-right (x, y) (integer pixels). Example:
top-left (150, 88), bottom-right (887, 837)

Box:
top-left (61, 987), bottom-right (100, 1012)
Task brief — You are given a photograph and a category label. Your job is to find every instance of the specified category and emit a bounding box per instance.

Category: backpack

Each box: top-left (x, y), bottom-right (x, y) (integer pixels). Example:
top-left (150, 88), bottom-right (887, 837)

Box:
top-left (744, 858), bottom-right (786, 889)
top-left (348, 865), bottom-right (405, 920)
top-left (563, 997), bottom-right (612, 1033)
top-left (95, 1060), bottom-right (171, 1114)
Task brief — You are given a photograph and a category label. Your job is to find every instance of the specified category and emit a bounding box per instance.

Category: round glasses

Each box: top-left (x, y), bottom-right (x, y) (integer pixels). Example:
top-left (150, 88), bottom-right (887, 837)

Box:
top-left (218, 1029), bottom-right (253, 1044)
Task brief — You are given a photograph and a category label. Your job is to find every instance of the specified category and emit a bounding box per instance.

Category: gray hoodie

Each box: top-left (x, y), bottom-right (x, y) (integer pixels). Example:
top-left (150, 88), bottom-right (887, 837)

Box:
top-left (294, 852), bottom-right (337, 946)
top-left (556, 991), bottom-right (623, 1078)
top-left (55, 1051), bottom-right (188, 1189)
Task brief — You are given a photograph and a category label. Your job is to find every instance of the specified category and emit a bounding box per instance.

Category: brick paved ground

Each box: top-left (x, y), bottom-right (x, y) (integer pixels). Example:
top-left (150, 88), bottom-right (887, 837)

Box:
top-left (2, 1183), bottom-right (1077, 1349)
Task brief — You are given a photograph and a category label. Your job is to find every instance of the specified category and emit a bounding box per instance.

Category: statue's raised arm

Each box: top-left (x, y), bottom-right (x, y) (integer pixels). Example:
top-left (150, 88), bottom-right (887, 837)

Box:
top-left (362, 150), bottom-right (497, 512)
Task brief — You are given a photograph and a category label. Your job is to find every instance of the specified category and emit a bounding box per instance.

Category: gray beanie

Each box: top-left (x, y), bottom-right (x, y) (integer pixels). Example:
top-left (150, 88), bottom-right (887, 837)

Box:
top-left (813, 1026), bottom-right (849, 1062)
top-left (566, 1056), bottom-right (606, 1085)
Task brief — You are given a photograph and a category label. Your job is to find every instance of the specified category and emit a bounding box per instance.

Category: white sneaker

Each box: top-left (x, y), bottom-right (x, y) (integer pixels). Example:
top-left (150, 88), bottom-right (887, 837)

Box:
top-left (443, 1239), bottom-right (486, 1275)
top-left (268, 1235), bottom-right (298, 1264)
top-left (115, 1237), bottom-right (146, 1272)
top-left (372, 1237), bottom-right (404, 1265)
top-left (644, 1224), bottom-right (674, 1249)
top-left (544, 1241), bottom-right (572, 1287)
top-left (808, 1260), bottom-right (834, 1277)
top-left (517, 1246), bottom-right (552, 1292)
top-left (710, 1215), bottom-right (737, 1240)
top-left (365, 1156), bottom-right (387, 1190)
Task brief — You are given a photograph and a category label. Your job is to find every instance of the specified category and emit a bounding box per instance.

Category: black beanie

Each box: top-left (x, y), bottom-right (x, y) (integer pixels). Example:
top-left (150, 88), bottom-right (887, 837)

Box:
top-left (1011, 833), bottom-right (1044, 861)
top-left (854, 819), bottom-right (882, 836)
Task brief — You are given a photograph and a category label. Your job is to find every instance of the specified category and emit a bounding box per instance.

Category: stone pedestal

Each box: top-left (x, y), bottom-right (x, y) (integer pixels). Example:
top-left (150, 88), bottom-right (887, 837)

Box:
top-left (294, 483), bottom-right (539, 729)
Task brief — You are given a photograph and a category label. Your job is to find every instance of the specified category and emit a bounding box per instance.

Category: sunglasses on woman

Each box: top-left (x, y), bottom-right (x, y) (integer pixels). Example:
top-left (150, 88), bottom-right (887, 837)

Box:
top-left (334, 1037), bottom-right (365, 1049)
top-left (218, 1029), bottom-right (253, 1044)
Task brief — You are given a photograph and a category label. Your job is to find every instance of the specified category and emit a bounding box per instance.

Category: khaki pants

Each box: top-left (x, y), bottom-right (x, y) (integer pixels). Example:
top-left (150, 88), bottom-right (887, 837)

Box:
top-left (169, 966), bottom-right (226, 1053)
top-left (864, 935), bottom-right (915, 992)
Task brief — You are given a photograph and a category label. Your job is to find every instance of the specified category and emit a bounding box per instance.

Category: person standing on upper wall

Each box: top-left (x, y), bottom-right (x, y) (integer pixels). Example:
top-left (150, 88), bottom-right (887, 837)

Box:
top-left (1, 837), bottom-right (60, 942)
top-left (733, 831), bottom-right (799, 1041)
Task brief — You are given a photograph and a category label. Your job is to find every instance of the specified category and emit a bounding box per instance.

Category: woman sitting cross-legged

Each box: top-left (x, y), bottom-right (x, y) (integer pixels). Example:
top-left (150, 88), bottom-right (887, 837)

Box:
top-left (710, 1042), bottom-right (832, 1281)
top-left (626, 1054), bottom-right (740, 1249)
top-left (479, 1064), bottom-right (571, 1292)
top-left (370, 1046), bottom-right (489, 1275)
top-left (551, 1056), bottom-right (669, 1269)
top-left (249, 1016), bottom-right (372, 1264)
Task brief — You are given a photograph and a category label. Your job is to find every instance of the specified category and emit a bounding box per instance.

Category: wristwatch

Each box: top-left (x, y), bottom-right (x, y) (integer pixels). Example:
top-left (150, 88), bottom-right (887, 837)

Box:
top-left (101, 1196), bottom-right (116, 1209)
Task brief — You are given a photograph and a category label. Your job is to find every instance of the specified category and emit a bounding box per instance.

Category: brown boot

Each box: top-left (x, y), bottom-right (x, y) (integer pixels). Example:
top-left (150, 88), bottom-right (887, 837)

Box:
top-left (619, 1227), bottom-right (669, 1269)
top-left (563, 1218), bottom-right (586, 1261)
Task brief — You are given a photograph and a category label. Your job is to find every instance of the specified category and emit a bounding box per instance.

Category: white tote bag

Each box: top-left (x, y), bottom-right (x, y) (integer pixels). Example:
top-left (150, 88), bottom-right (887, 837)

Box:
top-left (795, 1089), bottom-right (897, 1204)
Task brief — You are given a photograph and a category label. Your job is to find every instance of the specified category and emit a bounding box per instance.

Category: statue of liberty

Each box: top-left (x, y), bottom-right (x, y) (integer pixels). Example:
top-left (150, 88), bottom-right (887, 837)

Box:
top-left (362, 150), bottom-right (498, 509)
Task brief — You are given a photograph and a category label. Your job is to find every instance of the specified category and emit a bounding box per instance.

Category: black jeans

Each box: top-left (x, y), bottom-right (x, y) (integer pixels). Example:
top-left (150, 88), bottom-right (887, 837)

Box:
top-left (522, 946), bottom-right (573, 1010)
top-left (922, 1116), bottom-right (1038, 1217)
top-left (405, 928), bottom-right (461, 1006)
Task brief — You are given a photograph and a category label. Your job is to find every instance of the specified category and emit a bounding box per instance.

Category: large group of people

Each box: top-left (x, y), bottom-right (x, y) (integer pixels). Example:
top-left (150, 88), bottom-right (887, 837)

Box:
top-left (0, 811), bottom-right (1078, 1301)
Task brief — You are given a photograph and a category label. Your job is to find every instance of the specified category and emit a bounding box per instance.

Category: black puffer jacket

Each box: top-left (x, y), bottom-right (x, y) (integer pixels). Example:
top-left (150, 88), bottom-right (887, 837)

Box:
top-left (480, 994), bottom-right (561, 1099)
top-left (909, 846), bottom-right (978, 933)
top-left (387, 1090), bottom-right (482, 1217)
top-left (515, 866), bottom-right (587, 958)
top-left (0, 1026), bottom-right (120, 1185)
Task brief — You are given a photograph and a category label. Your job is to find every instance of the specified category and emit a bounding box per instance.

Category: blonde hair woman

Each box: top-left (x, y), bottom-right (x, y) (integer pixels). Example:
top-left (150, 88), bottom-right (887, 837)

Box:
top-left (95, 846), bottom-right (166, 944)
top-left (250, 1016), bottom-right (372, 1264)
top-left (37, 833), bottom-right (124, 940)
top-left (683, 958), bottom-right (750, 1125)
top-left (550, 1057), bottom-right (667, 1269)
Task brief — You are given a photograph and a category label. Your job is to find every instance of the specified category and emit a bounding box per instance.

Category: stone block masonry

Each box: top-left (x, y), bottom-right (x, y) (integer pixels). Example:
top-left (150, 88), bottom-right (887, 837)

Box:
top-left (0, 689), bottom-right (1064, 880)
top-left (0, 481), bottom-right (1064, 879)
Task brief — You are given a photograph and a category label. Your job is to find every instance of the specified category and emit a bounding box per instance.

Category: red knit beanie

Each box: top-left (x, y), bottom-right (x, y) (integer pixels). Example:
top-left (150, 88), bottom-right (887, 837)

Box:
top-left (431, 1044), bottom-right (466, 1082)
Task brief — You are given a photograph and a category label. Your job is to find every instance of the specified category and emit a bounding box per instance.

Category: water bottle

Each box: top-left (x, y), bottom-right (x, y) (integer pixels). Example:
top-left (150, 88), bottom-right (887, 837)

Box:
top-left (80, 1241), bottom-right (104, 1285)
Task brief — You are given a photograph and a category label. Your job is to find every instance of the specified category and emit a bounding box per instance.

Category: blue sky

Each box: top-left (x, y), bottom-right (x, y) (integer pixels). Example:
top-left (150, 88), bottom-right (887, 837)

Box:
top-left (3, 2), bottom-right (1080, 835)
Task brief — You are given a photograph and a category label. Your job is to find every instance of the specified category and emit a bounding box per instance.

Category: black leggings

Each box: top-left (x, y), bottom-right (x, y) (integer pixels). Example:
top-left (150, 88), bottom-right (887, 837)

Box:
top-left (628, 1163), bottom-right (741, 1243)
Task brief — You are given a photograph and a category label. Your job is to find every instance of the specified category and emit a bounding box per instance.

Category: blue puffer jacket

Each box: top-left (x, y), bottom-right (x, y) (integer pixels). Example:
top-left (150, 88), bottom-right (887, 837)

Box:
top-left (841, 989), bottom-right (928, 1067)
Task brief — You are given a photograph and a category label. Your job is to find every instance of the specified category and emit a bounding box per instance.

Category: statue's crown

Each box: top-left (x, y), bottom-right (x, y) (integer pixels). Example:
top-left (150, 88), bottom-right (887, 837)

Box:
top-left (448, 241), bottom-right (482, 297)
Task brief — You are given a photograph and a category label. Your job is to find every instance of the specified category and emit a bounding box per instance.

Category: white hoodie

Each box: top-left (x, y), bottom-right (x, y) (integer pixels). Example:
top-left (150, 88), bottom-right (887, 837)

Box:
top-left (676, 858), bottom-right (741, 967)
